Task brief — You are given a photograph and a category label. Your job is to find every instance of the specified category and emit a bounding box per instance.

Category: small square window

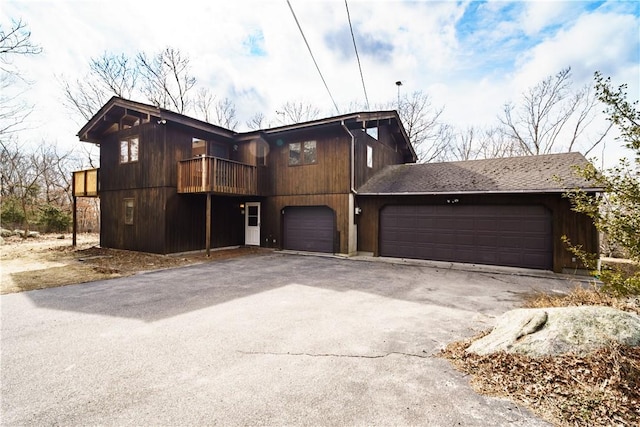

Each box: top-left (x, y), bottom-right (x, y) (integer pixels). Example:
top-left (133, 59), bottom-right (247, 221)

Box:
top-left (289, 141), bottom-right (316, 166)
top-left (124, 199), bottom-right (134, 225)
top-left (192, 138), bottom-right (206, 156)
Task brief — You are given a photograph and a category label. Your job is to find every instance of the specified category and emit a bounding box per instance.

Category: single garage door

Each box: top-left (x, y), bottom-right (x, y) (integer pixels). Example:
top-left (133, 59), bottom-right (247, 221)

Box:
top-left (284, 206), bottom-right (335, 253)
top-left (380, 205), bottom-right (552, 270)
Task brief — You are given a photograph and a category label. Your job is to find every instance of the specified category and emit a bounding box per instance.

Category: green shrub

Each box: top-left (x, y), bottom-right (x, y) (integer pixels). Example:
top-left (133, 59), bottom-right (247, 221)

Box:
top-left (1, 197), bottom-right (25, 227)
top-left (37, 204), bottom-right (71, 233)
top-left (563, 236), bottom-right (640, 296)
top-left (598, 269), bottom-right (640, 297)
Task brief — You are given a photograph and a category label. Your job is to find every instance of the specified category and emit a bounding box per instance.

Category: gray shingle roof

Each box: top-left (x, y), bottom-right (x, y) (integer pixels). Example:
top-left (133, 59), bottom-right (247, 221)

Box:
top-left (357, 152), bottom-right (601, 195)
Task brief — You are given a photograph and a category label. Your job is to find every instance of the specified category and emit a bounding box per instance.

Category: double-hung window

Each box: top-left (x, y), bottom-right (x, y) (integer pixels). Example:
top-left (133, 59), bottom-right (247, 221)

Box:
top-left (120, 137), bottom-right (139, 163)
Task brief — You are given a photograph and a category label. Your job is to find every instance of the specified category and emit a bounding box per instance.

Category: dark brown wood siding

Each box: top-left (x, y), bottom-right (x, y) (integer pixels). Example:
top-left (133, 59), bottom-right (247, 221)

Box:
top-left (356, 193), bottom-right (598, 273)
top-left (261, 129), bottom-right (350, 196)
top-left (98, 120), bottom-right (240, 253)
top-left (99, 122), bottom-right (167, 191)
top-left (353, 126), bottom-right (407, 189)
top-left (164, 192), bottom-right (244, 253)
top-left (100, 187), bottom-right (167, 253)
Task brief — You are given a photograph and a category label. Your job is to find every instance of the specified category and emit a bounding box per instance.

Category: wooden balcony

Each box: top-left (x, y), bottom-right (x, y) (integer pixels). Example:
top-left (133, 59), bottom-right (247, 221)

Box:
top-left (177, 156), bottom-right (258, 195)
top-left (72, 168), bottom-right (99, 197)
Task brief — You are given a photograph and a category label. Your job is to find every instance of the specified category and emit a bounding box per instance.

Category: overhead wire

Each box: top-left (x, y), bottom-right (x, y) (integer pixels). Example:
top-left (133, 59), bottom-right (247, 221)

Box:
top-left (345, 0), bottom-right (370, 110)
top-left (286, 0), bottom-right (341, 115)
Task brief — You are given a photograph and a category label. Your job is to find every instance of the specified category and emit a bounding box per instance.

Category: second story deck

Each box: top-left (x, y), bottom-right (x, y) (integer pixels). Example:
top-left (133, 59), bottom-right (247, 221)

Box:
top-left (177, 156), bottom-right (257, 196)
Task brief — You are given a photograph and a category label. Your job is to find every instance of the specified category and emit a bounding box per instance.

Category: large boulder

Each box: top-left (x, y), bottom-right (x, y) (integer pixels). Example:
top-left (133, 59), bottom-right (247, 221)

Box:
top-left (467, 306), bottom-right (640, 357)
top-left (0, 228), bottom-right (13, 237)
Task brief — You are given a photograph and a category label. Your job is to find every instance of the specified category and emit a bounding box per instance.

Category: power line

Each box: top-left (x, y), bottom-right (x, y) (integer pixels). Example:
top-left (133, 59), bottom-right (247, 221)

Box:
top-left (345, 0), bottom-right (370, 110)
top-left (286, 0), bottom-right (340, 115)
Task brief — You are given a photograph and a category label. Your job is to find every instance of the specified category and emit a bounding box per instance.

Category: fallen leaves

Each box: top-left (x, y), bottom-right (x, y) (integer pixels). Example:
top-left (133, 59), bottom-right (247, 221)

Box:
top-left (440, 330), bottom-right (640, 426)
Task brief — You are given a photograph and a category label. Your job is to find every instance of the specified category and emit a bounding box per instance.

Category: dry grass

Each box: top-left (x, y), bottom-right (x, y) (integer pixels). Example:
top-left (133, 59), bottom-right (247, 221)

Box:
top-left (523, 283), bottom-right (640, 315)
top-left (1, 235), bottom-right (266, 294)
top-left (441, 336), bottom-right (640, 426)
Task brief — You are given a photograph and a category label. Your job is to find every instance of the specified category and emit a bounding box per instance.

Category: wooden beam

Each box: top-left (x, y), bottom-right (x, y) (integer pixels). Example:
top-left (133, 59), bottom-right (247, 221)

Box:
top-left (205, 193), bottom-right (211, 257)
top-left (72, 195), bottom-right (77, 247)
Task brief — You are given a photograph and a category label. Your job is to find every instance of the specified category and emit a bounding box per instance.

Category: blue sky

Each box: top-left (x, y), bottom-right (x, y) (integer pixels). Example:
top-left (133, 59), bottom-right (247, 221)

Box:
top-left (2, 0), bottom-right (639, 166)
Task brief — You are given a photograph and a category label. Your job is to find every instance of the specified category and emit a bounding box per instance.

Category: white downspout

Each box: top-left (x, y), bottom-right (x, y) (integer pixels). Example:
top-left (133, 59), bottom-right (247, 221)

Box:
top-left (341, 120), bottom-right (357, 255)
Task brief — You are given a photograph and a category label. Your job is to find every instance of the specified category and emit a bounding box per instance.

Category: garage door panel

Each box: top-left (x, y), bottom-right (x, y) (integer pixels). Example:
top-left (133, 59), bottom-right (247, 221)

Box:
top-left (284, 206), bottom-right (335, 253)
top-left (380, 205), bottom-right (553, 270)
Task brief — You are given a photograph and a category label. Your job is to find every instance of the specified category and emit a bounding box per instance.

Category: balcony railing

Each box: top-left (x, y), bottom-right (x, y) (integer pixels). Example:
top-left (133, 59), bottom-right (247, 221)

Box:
top-left (177, 156), bottom-right (257, 195)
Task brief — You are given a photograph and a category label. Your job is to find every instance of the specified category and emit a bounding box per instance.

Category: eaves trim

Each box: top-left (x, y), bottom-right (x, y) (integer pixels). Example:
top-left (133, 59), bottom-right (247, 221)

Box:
top-left (356, 188), bottom-right (604, 196)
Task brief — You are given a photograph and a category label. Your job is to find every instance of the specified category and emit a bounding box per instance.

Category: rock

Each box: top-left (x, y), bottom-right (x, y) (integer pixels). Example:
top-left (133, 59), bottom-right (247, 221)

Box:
top-left (0, 235), bottom-right (4, 245)
top-left (467, 306), bottom-right (640, 357)
top-left (27, 231), bottom-right (40, 238)
top-left (0, 228), bottom-right (13, 237)
top-left (57, 235), bottom-right (65, 239)
top-left (14, 229), bottom-right (25, 237)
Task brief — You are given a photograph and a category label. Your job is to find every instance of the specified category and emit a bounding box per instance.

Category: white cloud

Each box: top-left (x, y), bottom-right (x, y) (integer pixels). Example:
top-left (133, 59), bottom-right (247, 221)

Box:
top-left (519, 0), bottom-right (576, 35)
top-left (1, 0), bottom-right (638, 169)
top-left (513, 11), bottom-right (640, 90)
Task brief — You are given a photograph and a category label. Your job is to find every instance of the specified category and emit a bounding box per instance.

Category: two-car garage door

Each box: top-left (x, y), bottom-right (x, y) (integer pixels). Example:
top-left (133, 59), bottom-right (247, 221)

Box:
top-left (380, 205), bottom-right (553, 270)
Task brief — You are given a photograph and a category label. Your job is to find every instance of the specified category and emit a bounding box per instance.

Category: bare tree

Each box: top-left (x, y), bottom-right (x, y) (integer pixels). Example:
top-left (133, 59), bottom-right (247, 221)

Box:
top-left (0, 19), bottom-right (42, 73)
top-left (448, 126), bottom-right (525, 161)
top-left (448, 126), bottom-right (476, 161)
top-left (213, 97), bottom-right (238, 130)
top-left (276, 101), bottom-right (321, 125)
top-left (137, 47), bottom-right (196, 113)
top-left (396, 90), bottom-right (450, 163)
top-left (246, 112), bottom-right (265, 130)
top-left (194, 87), bottom-right (215, 122)
top-left (0, 19), bottom-right (41, 137)
top-left (1, 140), bottom-right (48, 235)
top-left (194, 88), bottom-right (238, 130)
top-left (499, 67), bottom-right (609, 155)
top-left (1, 139), bottom-right (77, 234)
top-left (61, 47), bottom-right (197, 120)
top-left (60, 76), bottom-right (112, 122)
top-left (59, 52), bottom-right (139, 121)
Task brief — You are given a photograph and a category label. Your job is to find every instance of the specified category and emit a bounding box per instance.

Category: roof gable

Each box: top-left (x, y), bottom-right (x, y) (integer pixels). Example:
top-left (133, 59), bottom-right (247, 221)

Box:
top-left (77, 97), bottom-right (235, 144)
top-left (357, 152), bottom-right (602, 194)
top-left (78, 97), bottom-right (415, 160)
top-left (237, 110), bottom-right (416, 162)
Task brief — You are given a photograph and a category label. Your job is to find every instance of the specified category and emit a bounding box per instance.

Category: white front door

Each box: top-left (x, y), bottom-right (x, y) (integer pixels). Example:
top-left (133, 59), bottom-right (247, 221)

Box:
top-left (245, 202), bottom-right (261, 246)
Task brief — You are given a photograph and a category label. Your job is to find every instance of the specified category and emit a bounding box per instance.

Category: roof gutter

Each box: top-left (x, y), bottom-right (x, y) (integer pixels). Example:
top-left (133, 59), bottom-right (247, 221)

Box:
top-left (341, 120), bottom-right (357, 194)
top-left (357, 188), bottom-right (605, 196)
top-left (264, 113), bottom-right (366, 135)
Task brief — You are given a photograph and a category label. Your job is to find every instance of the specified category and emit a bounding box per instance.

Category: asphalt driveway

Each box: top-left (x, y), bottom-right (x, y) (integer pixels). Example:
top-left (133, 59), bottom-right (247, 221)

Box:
top-left (1, 252), bottom-right (573, 426)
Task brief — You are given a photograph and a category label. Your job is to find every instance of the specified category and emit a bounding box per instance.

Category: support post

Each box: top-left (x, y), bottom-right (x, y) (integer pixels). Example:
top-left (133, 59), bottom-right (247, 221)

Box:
top-left (72, 195), bottom-right (77, 247)
top-left (72, 171), bottom-right (77, 248)
top-left (206, 193), bottom-right (211, 257)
